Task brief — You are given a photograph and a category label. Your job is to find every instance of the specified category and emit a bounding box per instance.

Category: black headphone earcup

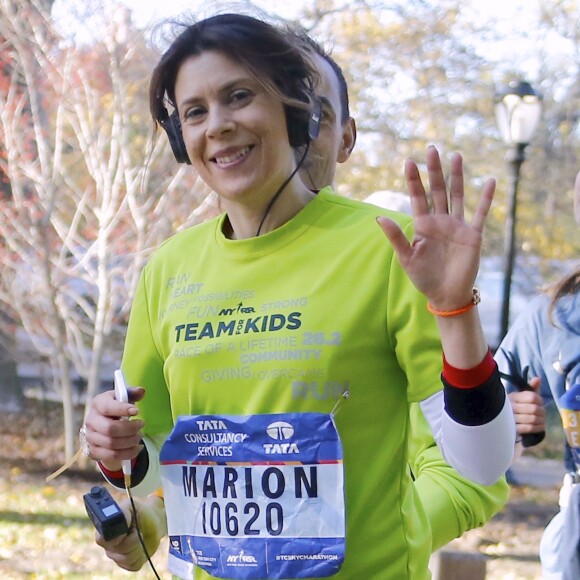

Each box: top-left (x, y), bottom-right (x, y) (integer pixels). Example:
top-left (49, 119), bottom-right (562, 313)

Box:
top-left (287, 97), bottom-right (322, 148)
top-left (159, 110), bottom-right (191, 164)
top-left (287, 111), bottom-right (306, 148)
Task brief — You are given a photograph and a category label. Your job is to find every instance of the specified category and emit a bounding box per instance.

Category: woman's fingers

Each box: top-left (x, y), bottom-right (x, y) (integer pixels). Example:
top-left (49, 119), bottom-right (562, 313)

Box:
top-left (404, 158), bottom-right (429, 216)
top-left (87, 390), bottom-right (141, 421)
top-left (83, 389), bottom-right (145, 462)
top-left (448, 152), bottom-right (465, 219)
top-left (376, 216), bottom-right (413, 266)
top-left (425, 146), bottom-right (449, 214)
top-left (471, 178), bottom-right (496, 233)
top-left (405, 147), bottom-right (494, 232)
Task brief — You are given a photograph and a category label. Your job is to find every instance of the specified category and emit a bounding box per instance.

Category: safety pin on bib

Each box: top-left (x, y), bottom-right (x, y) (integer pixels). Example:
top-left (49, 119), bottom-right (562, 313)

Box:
top-left (330, 390), bottom-right (350, 417)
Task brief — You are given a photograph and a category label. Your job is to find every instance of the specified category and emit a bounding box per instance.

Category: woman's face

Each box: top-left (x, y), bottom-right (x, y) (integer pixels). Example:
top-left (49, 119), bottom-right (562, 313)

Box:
top-left (174, 50), bottom-right (296, 207)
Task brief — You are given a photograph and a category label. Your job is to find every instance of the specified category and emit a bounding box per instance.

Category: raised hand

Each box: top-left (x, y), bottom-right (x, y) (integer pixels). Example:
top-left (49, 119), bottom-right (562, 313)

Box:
top-left (377, 146), bottom-right (495, 312)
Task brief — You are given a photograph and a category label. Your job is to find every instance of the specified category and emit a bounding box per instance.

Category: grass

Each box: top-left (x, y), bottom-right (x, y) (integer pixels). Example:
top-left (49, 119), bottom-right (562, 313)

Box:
top-left (0, 472), bottom-right (170, 578)
top-left (0, 398), bottom-right (169, 579)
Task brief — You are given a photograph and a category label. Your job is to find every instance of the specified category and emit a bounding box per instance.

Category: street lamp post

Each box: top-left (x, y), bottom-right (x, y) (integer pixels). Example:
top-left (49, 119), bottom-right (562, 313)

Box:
top-left (495, 80), bottom-right (542, 344)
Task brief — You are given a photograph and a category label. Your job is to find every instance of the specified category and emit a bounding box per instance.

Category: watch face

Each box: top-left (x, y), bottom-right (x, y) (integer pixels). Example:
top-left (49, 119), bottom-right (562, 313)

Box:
top-left (79, 425), bottom-right (90, 456)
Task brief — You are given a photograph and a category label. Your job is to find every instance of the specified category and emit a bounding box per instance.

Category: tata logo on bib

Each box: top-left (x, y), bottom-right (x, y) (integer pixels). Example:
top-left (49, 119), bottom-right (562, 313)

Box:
top-left (266, 421), bottom-right (294, 440)
top-left (264, 421), bottom-right (299, 454)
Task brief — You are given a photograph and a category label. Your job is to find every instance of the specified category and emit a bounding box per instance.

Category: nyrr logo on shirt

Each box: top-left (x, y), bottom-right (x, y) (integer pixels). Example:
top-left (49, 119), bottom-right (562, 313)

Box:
top-left (219, 303), bottom-right (256, 316)
top-left (264, 421), bottom-right (299, 454)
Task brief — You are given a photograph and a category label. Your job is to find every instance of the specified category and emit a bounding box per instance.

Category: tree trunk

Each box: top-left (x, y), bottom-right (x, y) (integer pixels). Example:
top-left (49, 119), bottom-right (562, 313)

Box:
top-left (0, 335), bottom-right (23, 410)
top-left (55, 351), bottom-right (76, 460)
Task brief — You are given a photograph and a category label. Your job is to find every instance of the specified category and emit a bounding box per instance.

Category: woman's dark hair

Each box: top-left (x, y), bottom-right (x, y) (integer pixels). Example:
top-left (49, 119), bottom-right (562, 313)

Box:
top-left (547, 267), bottom-right (580, 326)
top-left (149, 13), bottom-right (318, 148)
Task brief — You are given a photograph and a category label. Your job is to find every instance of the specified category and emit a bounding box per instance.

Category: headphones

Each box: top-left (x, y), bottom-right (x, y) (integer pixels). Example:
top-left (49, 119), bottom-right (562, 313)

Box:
top-left (287, 96), bottom-right (322, 148)
top-left (158, 97), bottom-right (322, 165)
top-left (158, 108), bottom-right (191, 165)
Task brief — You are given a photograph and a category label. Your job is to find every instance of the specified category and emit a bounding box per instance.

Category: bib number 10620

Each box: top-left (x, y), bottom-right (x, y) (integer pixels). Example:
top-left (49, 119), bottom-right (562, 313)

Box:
top-left (201, 500), bottom-right (283, 537)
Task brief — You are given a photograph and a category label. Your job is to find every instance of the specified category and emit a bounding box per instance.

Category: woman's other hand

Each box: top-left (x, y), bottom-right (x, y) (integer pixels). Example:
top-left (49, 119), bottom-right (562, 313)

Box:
top-left (83, 387), bottom-right (145, 472)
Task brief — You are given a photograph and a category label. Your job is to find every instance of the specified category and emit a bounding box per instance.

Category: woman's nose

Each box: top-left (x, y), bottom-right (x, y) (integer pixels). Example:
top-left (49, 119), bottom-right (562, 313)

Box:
top-left (206, 105), bottom-right (234, 138)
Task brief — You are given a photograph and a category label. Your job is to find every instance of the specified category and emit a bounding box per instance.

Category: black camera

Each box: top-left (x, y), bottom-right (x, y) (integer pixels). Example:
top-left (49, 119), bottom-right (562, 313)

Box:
top-left (83, 485), bottom-right (129, 541)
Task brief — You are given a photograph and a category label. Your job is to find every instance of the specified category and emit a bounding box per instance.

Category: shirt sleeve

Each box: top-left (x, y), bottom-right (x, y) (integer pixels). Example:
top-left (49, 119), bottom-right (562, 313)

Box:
top-left (384, 220), bottom-right (445, 403)
top-left (420, 383), bottom-right (516, 485)
top-left (494, 295), bottom-right (553, 405)
top-left (408, 403), bottom-right (509, 550)
top-left (116, 266), bottom-right (174, 491)
top-left (122, 267), bottom-right (174, 437)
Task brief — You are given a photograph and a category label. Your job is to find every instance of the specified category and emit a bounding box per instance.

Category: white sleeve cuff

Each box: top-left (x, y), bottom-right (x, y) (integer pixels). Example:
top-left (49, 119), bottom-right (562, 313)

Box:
top-left (420, 392), bottom-right (516, 485)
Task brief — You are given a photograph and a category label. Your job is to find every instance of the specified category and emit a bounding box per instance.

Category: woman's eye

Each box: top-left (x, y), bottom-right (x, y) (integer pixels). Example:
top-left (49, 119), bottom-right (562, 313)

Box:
top-left (230, 89), bottom-right (252, 104)
top-left (184, 106), bottom-right (205, 121)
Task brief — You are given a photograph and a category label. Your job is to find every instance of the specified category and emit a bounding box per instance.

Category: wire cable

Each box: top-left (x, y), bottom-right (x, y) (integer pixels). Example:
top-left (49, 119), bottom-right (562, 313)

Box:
top-left (126, 485), bottom-right (162, 580)
top-left (255, 141), bottom-right (311, 237)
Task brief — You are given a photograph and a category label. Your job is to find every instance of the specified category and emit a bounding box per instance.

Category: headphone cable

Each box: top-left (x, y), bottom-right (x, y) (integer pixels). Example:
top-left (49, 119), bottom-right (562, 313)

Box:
top-left (126, 485), bottom-right (162, 580)
top-left (255, 142), bottom-right (310, 237)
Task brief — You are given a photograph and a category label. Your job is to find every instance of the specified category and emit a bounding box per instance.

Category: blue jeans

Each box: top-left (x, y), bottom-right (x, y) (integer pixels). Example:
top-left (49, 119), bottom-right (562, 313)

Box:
top-left (540, 484), bottom-right (580, 580)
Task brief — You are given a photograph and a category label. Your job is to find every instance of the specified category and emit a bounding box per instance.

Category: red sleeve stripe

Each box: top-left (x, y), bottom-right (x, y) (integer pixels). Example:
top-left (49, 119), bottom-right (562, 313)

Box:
top-left (442, 349), bottom-right (496, 389)
top-left (98, 456), bottom-right (138, 478)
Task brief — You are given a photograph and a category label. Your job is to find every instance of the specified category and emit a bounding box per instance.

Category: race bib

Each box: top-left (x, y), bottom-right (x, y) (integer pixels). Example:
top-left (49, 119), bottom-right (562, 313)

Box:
top-left (560, 380), bottom-right (580, 469)
top-left (160, 413), bottom-right (345, 579)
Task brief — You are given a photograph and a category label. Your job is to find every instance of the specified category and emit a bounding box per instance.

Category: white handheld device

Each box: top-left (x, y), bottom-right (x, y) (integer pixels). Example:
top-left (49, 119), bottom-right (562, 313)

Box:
top-left (113, 369), bottom-right (132, 485)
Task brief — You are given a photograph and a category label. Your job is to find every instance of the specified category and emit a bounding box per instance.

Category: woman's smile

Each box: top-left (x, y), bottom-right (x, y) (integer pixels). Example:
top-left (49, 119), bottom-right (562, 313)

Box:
top-left (211, 145), bottom-right (254, 168)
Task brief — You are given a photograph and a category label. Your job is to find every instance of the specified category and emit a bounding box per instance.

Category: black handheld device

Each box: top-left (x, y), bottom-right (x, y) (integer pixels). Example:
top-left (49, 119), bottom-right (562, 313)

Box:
top-left (84, 485), bottom-right (129, 541)
top-left (497, 349), bottom-right (546, 448)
